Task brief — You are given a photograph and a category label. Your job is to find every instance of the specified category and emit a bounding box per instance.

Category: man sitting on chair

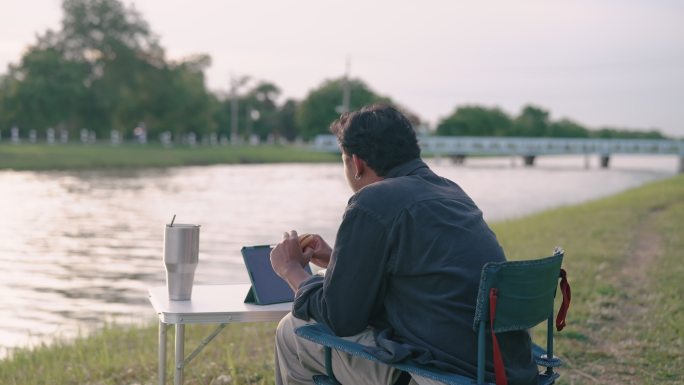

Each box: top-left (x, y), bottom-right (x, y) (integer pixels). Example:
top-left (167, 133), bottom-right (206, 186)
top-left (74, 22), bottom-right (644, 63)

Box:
top-left (270, 104), bottom-right (537, 385)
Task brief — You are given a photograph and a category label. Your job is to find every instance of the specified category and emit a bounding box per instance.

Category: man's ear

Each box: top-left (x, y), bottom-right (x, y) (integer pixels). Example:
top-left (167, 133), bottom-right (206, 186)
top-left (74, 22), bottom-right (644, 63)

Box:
top-left (351, 154), bottom-right (366, 177)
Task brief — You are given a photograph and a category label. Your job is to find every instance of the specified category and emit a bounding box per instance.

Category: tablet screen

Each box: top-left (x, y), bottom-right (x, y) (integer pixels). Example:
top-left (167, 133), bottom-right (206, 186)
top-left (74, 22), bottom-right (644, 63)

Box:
top-left (241, 245), bottom-right (312, 304)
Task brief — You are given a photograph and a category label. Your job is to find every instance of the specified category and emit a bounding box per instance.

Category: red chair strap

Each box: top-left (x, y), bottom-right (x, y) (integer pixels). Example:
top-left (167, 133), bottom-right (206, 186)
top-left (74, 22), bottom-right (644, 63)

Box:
top-left (489, 288), bottom-right (508, 385)
top-left (556, 268), bottom-right (571, 331)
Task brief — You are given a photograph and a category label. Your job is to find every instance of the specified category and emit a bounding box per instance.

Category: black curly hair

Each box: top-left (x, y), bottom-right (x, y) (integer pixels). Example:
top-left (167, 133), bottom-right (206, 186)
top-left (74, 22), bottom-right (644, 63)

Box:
top-left (329, 104), bottom-right (421, 176)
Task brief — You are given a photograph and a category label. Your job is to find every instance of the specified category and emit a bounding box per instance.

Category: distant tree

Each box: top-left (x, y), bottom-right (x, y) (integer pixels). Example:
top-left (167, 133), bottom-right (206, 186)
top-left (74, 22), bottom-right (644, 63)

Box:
top-left (154, 54), bottom-right (217, 139)
top-left (58, 0), bottom-right (161, 61)
top-left (276, 99), bottom-right (299, 141)
top-left (513, 105), bottom-right (550, 137)
top-left (244, 81), bottom-right (281, 141)
top-left (211, 80), bottom-right (282, 142)
top-left (57, 0), bottom-right (164, 136)
top-left (433, 102), bottom-right (669, 139)
top-left (0, 0), bottom-right (217, 142)
top-left (295, 77), bottom-right (393, 140)
top-left (213, 97), bottom-right (232, 140)
top-left (591, 127), bottom-right (667, 140)
top-left (0, 47), bottom-right (89, 133)
top-left (635, 129), bottom-right (667, 139)
top-left (435, 106), bottom-right (512, 136)
top-left (548, 119), bottom-right (589, 138)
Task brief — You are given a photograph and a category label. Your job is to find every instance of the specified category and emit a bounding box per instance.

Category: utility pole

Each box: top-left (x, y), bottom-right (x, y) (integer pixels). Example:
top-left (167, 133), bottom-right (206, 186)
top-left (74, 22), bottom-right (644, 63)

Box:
top-left (229, 74), bottom-right (250, 144)
top-left (342, 56), bottom-right (351, 114)
top-left (336, 56), bottom-right (351, 114)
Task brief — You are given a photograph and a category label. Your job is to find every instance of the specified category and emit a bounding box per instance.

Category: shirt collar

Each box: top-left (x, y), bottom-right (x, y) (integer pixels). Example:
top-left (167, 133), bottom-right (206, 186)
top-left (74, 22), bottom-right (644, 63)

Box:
top-left (383, 158), bottom-right (429, 179)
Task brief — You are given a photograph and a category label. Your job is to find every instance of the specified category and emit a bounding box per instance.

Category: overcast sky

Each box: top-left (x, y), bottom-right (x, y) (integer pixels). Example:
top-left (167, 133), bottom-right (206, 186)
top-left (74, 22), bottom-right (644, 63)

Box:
top-left (2, 0), bottom-right (683, 137)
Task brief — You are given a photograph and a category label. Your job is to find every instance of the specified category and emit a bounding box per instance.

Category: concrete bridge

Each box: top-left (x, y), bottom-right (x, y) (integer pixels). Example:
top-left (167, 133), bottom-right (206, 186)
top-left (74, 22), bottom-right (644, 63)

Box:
top-left (312, 135), bottom-right (684, 172)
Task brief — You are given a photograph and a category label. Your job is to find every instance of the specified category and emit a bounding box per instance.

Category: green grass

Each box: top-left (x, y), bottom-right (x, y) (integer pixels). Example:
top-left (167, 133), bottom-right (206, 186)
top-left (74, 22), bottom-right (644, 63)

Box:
top-left (0, 143), bottom-right (339, 171)
top-left (493, 175), bottom-right (684, 384)
top-left (2, 322), bottom-right (279, 385)
top-left (1, 175), bottom-right (683, 384)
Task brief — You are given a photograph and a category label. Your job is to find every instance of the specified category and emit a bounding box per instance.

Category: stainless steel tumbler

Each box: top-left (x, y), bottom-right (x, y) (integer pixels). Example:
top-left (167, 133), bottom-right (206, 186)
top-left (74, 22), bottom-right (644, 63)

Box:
top-left (163, 224), bottom-right (200, 300)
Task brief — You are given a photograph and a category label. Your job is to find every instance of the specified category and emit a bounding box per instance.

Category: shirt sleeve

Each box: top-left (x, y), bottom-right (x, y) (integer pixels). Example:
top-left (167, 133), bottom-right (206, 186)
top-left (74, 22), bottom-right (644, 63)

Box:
top-left (292, 204), bottom-right (389, 336)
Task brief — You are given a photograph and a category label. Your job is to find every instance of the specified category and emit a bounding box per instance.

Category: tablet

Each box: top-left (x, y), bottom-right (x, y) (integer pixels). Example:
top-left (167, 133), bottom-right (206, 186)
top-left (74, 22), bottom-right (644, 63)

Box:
top-left (241, 245), bottom-right (312, 305)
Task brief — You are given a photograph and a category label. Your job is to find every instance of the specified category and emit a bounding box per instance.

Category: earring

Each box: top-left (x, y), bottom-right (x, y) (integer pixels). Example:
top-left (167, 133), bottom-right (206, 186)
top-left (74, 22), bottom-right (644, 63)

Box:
top-left (354, 174), bottom-right (361, 180)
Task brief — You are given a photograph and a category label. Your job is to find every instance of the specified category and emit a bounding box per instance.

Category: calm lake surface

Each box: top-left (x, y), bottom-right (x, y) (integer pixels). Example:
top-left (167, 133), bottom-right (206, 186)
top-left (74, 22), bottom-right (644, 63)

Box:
top-left (0, 155), bottom-right (680, 357)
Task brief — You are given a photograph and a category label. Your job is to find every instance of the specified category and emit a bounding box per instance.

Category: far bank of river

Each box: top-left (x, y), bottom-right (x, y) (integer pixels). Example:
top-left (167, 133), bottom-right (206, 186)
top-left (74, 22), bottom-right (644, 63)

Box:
top-left (0, 154), bottom-right (680, 357)
top-left (0, 143), bottom-right (340, 171)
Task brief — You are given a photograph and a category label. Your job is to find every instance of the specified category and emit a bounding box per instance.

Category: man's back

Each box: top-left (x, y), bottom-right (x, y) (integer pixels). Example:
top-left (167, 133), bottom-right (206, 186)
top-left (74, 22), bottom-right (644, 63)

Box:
top-left (295, 159), bottom-right (537, 384)
top-left (355, 159), bottom-right (537, 384)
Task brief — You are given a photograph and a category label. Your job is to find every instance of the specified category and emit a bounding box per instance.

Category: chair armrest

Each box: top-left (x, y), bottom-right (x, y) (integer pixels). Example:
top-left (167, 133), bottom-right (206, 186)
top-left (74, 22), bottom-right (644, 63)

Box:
top-left (295, 324), bottom-right (494, 385)
top-left (295, 323), bottom-right (384, 363)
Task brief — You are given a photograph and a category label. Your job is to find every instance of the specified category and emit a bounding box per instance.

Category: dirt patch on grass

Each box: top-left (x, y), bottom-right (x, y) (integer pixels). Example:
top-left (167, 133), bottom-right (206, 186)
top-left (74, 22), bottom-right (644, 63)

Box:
top-left (622, 205), bottom-right (666, 285)
top-left (566, 207), bottom-right (666, 385)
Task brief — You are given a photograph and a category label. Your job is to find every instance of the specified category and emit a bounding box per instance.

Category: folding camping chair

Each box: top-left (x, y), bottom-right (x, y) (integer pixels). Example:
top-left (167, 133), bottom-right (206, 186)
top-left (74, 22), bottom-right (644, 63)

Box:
top-left (295, 248), bottom-right (571, 385)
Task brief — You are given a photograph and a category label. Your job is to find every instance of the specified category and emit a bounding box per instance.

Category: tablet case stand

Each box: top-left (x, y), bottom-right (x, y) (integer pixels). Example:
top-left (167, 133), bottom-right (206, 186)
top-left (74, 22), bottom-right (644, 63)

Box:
top-left (244, 286), bottom-right (258, 304)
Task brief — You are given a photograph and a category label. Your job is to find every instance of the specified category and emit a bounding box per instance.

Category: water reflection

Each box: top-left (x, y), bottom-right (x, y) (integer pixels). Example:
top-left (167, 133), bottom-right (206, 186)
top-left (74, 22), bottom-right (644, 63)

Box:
top-left (0, 155), bottom-right (679, 356)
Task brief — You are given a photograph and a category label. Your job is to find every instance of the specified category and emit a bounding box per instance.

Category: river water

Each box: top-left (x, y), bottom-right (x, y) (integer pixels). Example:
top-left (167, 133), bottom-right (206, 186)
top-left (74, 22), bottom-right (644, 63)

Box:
top-left (0, 155), bottom-right (679, 357)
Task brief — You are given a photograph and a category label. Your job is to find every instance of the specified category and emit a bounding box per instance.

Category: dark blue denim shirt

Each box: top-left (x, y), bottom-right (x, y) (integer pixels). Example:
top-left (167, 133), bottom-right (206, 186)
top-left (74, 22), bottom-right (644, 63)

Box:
top-left (293, 158), bottom-right (537, 385)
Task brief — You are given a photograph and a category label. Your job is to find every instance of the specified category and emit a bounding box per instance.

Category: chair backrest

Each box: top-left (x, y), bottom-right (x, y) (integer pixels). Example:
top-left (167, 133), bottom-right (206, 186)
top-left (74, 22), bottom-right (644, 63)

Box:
top-left (473, 248), bottom-right (564, 332)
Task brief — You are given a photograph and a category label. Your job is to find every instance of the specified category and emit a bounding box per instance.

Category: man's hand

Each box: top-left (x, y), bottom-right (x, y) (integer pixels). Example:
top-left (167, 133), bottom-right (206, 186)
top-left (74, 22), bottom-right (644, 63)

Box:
top-left (299, 233), bottom-right (332, 268)
top-left (270, 230), bottom-right (312, 292)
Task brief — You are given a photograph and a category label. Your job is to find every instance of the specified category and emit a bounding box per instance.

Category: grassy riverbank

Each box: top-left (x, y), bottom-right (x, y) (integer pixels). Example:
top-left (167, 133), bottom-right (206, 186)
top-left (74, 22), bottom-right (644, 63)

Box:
top-left (494, 175), bottom-right (684, 384)
top-left (0, 144), bottom-right (339, 171)
top-left (2, 176), bottom-right (683, 385)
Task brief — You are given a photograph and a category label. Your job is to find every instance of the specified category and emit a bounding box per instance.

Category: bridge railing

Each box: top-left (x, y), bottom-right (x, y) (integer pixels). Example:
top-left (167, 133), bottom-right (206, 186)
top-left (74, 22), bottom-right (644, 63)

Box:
top-left (313, 135), bottom-right (684, 156)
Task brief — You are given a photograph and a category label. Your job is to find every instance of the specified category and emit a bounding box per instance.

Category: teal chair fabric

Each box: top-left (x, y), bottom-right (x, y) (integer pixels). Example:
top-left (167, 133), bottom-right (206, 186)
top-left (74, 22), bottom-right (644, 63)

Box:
top-left (295, 248), bottom-right (569, 385)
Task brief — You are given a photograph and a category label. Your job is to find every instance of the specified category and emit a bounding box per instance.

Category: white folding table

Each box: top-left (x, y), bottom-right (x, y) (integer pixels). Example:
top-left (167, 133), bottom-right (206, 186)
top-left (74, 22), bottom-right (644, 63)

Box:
top-left (148, 284), bottom-right (292, 385)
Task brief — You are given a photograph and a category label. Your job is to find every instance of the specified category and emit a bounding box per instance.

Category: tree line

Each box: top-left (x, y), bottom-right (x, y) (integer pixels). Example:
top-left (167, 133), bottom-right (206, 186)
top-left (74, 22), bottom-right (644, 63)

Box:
top-left (0, 0), bottom-right (667, 144)
top-left (436, 105), bottom-right (666, 140)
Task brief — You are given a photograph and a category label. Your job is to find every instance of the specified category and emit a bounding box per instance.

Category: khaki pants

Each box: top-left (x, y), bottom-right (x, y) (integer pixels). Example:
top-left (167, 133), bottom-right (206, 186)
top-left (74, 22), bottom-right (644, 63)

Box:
top-left (274, 313), bottom-right (441, 385)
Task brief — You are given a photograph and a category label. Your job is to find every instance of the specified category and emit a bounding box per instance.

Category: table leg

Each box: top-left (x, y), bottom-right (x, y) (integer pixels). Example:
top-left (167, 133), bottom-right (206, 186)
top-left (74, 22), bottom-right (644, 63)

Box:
top-left (175, 324), bottom-right (185, 385)
top-left (159, 321), bottom-right (167, 385)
